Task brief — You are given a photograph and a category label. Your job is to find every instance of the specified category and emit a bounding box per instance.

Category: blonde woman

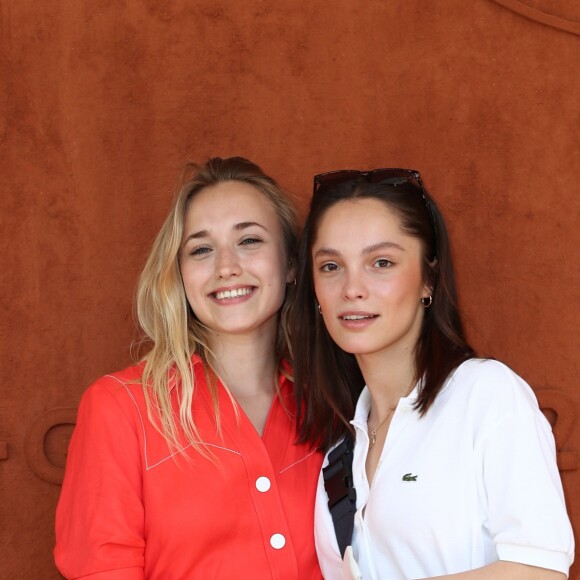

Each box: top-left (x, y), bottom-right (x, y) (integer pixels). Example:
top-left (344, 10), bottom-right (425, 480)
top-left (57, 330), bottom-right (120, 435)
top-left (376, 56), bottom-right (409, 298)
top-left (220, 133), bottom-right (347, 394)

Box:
top-left (55, 157), bottom-right (323, 579)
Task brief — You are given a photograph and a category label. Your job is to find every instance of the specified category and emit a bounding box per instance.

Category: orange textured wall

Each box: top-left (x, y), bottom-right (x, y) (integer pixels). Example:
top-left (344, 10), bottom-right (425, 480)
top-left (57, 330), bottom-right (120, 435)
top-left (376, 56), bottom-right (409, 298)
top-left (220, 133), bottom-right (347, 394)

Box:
top-left (0, 1), bottom-right (578, 577)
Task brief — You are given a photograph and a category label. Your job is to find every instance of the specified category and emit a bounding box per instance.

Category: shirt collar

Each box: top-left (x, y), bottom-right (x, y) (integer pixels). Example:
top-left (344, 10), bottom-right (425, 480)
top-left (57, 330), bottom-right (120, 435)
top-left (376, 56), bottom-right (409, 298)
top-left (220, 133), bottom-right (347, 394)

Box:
top-left (350, 381), bottom-right (420, 430)
top-left (166, 354), bottom-right (204, 392)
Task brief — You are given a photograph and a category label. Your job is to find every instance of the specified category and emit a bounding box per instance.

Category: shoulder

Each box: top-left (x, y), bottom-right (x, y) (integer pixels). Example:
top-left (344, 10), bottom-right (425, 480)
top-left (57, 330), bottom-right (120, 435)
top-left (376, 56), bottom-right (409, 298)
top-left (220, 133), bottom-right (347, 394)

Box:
top-left (82, 357), bottom-right (205, 399)
top-left (433, 359), bottom-right (556, 452)
top-left (65, 364), bottom-right (155, 456)
top-left (78, 361), bottom-right (147, 418)
top-left (86, 361), bottom-right (145, 394)
top-left (441, 358), bottom-right (543, 419)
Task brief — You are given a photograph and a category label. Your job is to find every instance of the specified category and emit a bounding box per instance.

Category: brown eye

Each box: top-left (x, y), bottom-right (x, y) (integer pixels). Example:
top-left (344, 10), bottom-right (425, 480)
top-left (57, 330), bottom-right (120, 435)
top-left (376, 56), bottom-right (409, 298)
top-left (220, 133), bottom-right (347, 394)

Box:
top-left (320, 263), bottom-right (339, 272)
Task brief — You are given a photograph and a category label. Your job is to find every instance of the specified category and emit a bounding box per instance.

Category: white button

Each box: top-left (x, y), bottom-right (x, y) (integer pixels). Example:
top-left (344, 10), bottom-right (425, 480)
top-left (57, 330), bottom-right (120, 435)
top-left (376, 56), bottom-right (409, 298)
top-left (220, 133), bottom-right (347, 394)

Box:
top-left (270, 533), bottom-right (286, 549)
top-left (256, 476), bottom-right (271, 492)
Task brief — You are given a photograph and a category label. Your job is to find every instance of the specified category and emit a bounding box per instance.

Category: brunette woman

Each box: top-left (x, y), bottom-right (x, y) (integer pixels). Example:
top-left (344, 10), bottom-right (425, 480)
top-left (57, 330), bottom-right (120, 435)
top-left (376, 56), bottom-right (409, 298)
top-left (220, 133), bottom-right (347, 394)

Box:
top-left (293, 168), bottom-right (574, 579)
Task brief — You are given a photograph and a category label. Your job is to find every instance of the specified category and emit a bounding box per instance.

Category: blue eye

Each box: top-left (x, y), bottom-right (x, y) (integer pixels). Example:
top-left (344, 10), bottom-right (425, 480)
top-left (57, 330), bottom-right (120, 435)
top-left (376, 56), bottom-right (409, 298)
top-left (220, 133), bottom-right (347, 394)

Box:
top-left (191, 246), bottom-right (211, 256)
top-left (240, 237), bottom-right (262, 246)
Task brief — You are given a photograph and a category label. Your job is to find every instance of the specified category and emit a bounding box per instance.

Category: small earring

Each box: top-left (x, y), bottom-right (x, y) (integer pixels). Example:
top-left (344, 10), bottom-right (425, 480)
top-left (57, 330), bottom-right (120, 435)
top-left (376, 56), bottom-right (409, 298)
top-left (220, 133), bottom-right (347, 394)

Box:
top-left (421, 296), bottom-right (433, 308)
top-left (318, 303), bottom-right (322, 315)
top-left (287, 278), bottom-right (296, 287)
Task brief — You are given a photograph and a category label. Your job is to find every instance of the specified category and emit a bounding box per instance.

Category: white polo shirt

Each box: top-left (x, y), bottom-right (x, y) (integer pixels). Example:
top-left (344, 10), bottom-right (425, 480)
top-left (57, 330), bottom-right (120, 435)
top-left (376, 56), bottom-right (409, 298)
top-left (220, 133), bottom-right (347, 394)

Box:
top-left (315, 359), bottom-right (575, 579)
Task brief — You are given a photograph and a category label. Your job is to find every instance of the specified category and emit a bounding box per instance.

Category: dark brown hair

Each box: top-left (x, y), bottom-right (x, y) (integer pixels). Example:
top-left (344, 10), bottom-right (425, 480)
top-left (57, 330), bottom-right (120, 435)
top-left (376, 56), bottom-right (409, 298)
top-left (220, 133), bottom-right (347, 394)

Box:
top-left (292, 177), bottom-right (476, 451)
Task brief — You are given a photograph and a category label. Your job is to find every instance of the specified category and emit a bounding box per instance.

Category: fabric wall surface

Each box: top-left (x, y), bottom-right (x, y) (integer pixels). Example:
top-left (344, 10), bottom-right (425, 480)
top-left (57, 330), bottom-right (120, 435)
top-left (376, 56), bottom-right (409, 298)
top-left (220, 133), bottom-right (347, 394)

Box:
top-left (0, 0), bottom-right (578, 577)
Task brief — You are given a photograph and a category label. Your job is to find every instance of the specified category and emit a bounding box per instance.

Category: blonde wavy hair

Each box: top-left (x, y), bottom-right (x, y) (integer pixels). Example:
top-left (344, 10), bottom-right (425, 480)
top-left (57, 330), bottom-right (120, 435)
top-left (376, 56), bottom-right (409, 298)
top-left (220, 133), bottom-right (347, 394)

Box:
top-left (136, 157), bottom-right (298, 453)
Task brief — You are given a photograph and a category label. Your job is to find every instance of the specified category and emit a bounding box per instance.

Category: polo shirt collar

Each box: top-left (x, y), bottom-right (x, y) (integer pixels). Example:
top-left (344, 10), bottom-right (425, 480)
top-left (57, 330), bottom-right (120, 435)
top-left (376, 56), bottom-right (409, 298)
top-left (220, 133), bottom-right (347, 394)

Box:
top-left (350, 381), bottom-right (420, 431)
top-left (350, 368), bottom-right (462, 430)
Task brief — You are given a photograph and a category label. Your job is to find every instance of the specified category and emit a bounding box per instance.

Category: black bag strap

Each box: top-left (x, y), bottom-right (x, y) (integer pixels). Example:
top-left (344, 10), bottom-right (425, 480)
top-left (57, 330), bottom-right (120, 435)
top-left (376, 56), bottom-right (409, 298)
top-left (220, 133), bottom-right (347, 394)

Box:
top-left (322, 435), bottom-right (357, 558)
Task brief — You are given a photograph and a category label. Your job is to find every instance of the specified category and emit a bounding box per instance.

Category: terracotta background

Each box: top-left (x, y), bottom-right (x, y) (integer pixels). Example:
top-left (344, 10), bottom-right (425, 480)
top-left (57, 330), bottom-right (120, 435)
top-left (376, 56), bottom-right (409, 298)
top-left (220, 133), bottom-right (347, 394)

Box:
top-left (0, 0), bottom-right (578, 577)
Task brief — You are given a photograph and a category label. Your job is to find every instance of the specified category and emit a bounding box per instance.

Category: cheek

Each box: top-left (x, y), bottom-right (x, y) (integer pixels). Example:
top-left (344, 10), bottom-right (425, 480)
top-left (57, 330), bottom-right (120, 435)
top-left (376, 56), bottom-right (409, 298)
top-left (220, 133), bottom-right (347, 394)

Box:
top-left (180, 265), bottom-right (207, 302)
top-left (312, 274), bottom-right (324, 299)
top-left (388, 273), bottom-right (424, 306)
top-left (313, 279), bottom-right (334, 309)
top-left (257, 247), bottom-right (288, 283)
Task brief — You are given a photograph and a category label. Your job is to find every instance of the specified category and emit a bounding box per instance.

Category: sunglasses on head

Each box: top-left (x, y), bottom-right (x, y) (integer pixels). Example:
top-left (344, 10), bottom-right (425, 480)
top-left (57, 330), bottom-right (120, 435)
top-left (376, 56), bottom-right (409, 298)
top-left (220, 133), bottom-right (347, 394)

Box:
top-left (313, 168), bottom-right (438, 260)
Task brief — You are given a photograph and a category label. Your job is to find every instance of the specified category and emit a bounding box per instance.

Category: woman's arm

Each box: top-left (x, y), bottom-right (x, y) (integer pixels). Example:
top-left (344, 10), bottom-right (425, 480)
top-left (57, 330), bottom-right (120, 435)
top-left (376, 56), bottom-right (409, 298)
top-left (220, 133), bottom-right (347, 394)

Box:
top-left (54, 377), bottom-right (146, 579)
top-left (469, 364), bottom-right (574, 578)
top-left (427, 561), bottom-right (566, 579)
top-left (416, 363), bottom-right (573, 580)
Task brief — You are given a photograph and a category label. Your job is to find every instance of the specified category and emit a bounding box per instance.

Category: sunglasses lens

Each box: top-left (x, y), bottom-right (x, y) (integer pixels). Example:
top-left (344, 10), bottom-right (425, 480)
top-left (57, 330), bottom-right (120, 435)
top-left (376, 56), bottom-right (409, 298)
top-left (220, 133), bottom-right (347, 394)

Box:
top-left (366, 169), bottom-right (418, 187)
top-left (314, 170), bottom-right (362, 193)
top-left (314, 169), bottom-right (419, 194)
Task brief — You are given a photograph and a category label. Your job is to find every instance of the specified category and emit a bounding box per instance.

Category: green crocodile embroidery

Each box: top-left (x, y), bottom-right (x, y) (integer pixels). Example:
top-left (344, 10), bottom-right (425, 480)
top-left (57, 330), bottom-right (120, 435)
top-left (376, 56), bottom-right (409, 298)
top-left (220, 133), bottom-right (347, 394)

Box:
top-left (402, 473), bottom-right (418, 481)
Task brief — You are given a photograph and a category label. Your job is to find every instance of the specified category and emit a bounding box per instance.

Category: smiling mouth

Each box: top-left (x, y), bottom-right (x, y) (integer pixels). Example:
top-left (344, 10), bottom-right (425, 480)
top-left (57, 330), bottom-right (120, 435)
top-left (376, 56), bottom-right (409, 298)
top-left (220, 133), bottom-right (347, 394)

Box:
top-left (213, 287), bottom-right (254, 301)
top-left (341, 314), bottom-right (377, 320)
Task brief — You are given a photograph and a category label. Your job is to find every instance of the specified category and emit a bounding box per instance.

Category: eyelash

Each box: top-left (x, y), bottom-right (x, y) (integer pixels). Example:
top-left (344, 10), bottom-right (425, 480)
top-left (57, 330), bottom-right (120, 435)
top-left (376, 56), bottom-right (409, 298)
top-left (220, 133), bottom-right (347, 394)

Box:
top-left (190, 246), bottom-right (211, 256)
top-left (189, 237), bottom-right (263, 256)
top-left (240, 237), bottom-right (262, 246)
top-left (320, 263), bottom-right (339, 272)
top-left (318, 259), bottom-right (394, 272)
top-left (374, 258), bottom-right (393, 268)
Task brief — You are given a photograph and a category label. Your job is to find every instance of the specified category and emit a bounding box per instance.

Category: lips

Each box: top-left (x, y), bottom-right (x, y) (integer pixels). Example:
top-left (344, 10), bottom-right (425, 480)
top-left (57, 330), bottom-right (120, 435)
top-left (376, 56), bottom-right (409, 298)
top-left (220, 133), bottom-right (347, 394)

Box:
top-left (212, 286), bottom-right (255, 301)
top-left (337, 311), bottom-right (379, 329)
top-left (340, 312), bottom-right (378, 320)
top-left (341, 314), bottom-right (377, 321)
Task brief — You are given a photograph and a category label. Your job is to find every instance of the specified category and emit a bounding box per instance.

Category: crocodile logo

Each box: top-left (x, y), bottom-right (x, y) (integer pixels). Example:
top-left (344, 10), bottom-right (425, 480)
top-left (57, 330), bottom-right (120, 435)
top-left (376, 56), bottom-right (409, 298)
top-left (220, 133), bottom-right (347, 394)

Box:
top-left (402, 473), bottom-right (418, 481)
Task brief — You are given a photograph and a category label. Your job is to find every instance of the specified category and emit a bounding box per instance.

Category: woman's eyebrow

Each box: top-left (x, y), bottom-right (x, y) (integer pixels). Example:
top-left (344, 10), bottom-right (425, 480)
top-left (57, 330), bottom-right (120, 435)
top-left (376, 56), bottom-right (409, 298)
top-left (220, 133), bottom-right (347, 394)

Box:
top-left (313, 241), bottom-right (405, 259)
top-left (234, 221), bottom-right (269, 232)
top-left (182, 222), bottom-right (269, 246)
top-left (313, 247), bottom-right (340, 259)
top-left (183, 230), bottom-right (209, 244)
top-left (362, 241), bottom-right (405, 254)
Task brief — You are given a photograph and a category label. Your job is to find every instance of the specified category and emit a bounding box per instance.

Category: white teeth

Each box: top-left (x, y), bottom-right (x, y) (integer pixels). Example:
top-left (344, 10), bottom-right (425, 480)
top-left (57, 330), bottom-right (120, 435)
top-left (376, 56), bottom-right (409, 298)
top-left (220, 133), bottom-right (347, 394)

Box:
top-left (343, 314), bottom-right (373, 320)
top-left (215, 287), bottom-right (252, 300)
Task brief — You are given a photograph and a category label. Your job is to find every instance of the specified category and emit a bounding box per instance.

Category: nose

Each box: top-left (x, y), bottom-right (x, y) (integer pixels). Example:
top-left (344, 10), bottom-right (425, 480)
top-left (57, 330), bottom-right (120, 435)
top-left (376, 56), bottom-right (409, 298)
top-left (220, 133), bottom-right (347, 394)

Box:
top-left (342, 269), bottom-right (367, 301)
top-left (215, 249), bottom-right (242, 279)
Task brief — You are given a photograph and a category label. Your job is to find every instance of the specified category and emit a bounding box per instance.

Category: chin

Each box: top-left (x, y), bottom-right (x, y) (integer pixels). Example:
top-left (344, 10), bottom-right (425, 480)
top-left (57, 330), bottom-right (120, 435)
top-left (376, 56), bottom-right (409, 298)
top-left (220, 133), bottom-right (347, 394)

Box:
top-left (332, 340), bottom-right (372, 356)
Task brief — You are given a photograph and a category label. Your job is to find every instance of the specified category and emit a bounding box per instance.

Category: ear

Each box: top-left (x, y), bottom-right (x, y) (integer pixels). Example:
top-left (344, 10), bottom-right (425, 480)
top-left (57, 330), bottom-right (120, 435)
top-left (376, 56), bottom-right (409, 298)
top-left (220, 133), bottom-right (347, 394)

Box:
top-left (421, 257), bottom-right (438, 299)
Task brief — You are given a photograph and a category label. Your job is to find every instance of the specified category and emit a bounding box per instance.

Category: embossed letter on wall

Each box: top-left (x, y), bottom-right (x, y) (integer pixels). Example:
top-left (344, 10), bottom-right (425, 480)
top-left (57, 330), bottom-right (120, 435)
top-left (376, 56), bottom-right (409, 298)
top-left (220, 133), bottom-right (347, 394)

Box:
top-left (25, 408), bottom-right (77, 485)
top-left (537, 389), bottom-right (578, 472)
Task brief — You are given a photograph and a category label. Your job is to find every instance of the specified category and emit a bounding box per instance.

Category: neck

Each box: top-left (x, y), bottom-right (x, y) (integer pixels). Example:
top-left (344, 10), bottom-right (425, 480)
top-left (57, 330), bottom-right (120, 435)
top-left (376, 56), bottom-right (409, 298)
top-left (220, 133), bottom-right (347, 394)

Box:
top-left (357, 344), bottom-right (417, 421)
top-left (207, 324), bottom-right (279, 398)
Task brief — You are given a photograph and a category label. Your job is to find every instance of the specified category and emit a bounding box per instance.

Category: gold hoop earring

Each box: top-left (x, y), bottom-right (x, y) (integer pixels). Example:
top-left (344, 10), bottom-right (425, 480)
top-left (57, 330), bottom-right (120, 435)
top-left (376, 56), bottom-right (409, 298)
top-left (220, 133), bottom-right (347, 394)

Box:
top-left (421, 296), bottom-right (433, 308)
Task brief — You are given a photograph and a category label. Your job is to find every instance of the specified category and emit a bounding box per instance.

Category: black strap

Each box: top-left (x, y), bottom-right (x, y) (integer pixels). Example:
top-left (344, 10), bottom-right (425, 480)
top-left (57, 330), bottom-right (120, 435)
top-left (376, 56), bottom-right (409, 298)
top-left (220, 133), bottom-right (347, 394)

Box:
top-left (322, 436), bottom-right (357, 557)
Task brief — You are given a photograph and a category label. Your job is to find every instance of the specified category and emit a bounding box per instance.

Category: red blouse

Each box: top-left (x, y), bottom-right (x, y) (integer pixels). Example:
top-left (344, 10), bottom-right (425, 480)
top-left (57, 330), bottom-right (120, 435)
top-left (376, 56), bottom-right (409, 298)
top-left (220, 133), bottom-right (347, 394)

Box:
top-left (55, 357), bottom-right (323, 579)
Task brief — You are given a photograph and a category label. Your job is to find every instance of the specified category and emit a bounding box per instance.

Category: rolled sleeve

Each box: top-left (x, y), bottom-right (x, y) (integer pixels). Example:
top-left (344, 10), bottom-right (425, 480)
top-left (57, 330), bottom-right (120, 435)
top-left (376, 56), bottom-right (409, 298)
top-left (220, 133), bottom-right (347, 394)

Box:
top-left (479, 409), bottom-right (574, 575)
